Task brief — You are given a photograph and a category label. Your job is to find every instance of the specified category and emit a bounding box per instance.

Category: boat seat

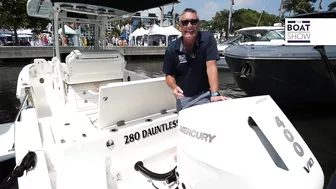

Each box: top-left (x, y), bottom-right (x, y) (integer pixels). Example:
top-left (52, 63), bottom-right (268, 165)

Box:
top-left (60, 50), bottom-right (126, 84)
top-left (97, 77), bottom-right (176, 128)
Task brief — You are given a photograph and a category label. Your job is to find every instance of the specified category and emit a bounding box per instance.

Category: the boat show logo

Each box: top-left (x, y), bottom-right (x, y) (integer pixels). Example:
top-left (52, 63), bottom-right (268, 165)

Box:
top-left (285, 19), bottom-right (311, 44)
top-left (285, 18), bottom-right (336, 45)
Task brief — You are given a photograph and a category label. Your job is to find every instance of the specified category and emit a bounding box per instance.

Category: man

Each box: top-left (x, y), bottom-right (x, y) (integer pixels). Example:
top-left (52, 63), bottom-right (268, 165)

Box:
top-left (162, 8), bottom-right (231, 112)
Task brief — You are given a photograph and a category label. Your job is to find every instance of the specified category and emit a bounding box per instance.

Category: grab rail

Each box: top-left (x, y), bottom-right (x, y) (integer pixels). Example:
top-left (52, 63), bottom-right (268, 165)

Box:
top-left (14, 93), bottom-right (28, 123)
top-left (11, 90), bottom-right (30, 152)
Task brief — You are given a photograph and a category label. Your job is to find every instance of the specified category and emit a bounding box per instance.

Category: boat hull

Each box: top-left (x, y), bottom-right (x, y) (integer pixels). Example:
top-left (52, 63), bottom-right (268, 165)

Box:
top-left (0, 123), bottom-right (15, 163)
top-left (224, 45), bottom-right (336, 112)
top-left (217, 58), bottom-right (229, 69)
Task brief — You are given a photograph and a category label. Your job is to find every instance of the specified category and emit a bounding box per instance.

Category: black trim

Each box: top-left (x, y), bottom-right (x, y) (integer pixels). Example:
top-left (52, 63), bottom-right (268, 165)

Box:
top-left (326, 169), bottom-right (336, 189)
top-left (281, 11), bottom-right (336, 22)
top-left (248, 116), bottom-right (289, 171)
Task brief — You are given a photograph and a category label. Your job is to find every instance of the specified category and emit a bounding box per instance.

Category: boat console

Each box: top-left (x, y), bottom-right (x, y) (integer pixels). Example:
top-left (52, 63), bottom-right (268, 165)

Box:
top-left (61, 50), bottom-right (126, 85)
top-left (97, 77), bottom-right (176, 128)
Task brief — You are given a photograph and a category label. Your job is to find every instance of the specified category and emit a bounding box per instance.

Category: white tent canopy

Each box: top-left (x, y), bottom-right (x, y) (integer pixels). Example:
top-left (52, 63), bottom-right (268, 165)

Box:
top-left (58, 25), bottom-right (76, 35)
top-left (148, 24), bottom-right (163, 35)
top-left (163, 26), bottom-right (181, 36)
top-left (17, 29), bottom-right (32, 35)
top-left (148, 25), bottom-right (181, 36)
top-left (129, 27), bottom-right (149, 38)
top-left (0, 28), bottom-right (12, 34)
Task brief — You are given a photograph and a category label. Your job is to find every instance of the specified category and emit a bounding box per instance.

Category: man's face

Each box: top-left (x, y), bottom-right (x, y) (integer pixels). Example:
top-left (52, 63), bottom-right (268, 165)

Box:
top-left (179, 12), bottom-right (200, 40)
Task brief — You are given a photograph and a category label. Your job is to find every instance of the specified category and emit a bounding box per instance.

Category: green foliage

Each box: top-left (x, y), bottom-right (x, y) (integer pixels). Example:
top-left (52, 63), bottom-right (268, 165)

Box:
top-left (198, 0), bottom-right (323, 35)
top-left (0, 0), bottom-right (28, 29)
top-left (199, 8), bottom-right (280, 34)
top-left (0, 0), bottom-right (49, 30)
top-left (0, 0), bottom-right (50, 44)
top-left (328, 1), bottom-right (336, 10)
top-left (233, 9), bottom-right (261, 29)
top-left (209, 10), bottom-right (230, 33)
top-left (282, 0), bottom-right (317, 15)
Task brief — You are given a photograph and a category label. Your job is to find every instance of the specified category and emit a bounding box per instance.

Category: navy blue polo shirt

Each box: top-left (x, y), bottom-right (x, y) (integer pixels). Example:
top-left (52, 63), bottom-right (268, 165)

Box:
top-left (162, 31), bottom-right (220, 97)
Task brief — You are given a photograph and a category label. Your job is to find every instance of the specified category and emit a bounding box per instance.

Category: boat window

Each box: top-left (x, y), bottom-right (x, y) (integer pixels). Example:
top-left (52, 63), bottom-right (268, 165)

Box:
top-left (226, 28), bottom-right (285, 43)
top-left (276, 30), bottom-right (285, 36)
top-left (237, 30), bottom-right (267, 37)
top-left (259, 30), bottom-right (284, 41)
top-left (224, 35), bottom-right (243, 44)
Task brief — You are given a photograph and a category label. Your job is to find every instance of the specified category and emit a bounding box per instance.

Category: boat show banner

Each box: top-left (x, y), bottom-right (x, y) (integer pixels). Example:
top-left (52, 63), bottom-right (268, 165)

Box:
top-left (285, 18), bottom-right (336, 45)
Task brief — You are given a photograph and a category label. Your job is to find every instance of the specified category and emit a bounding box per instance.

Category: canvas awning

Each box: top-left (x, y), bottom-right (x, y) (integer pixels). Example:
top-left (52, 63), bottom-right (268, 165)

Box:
top-left (17, 29), bottom-right (32, 35)
top-left (18, 34), bottom-right (33, 38)
top-left (50, 0), bottom-right (179, 13)
top-left (0, 33), bottom-right (11, 37)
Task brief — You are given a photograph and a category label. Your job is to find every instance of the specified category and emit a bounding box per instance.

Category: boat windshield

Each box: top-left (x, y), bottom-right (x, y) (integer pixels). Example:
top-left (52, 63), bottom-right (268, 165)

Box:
top-left (258, 29), bottom-right (284, 41)
top-left (224, 28), bottom-right (285, 44)
top-left (224, 35), bottom-right (244, 44)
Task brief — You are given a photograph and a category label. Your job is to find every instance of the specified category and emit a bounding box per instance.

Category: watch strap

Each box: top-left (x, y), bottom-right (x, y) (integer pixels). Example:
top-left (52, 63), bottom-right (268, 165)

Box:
top-left (211, 92), bottom-right (220, 97)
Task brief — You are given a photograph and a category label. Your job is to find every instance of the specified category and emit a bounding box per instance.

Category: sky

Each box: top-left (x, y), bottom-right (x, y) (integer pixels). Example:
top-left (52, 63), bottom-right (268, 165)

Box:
top-left (166, 0), bottom-right (335, 20)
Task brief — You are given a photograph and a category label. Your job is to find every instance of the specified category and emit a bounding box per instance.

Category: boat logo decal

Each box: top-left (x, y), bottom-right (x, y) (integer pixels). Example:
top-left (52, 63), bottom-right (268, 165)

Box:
top-left (286, 19), bottom-right (311, 44)
top-left (275, 116), bottom-right (314, 173)
top-left (124, 119), bottom-right (178, 144)
top-left (179, 125), bottom-right (216, 143)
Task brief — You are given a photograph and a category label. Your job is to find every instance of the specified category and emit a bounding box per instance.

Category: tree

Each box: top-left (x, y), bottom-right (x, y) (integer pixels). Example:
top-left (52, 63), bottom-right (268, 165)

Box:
top-left (0, 0), bottom-right (28, 45)
top-left (28, 17), bottom-right (50, 30)
top-left (256, 11), bottom-right (279, 26)
top-left (0, 0), bottom-right (49, 45)
top-left (282, 0), bottom-right (316, 15)
top-left (201, 8), bottom-right (280, 37)
top-left (208, 10), bottom-right (230, 35)
top-left (328, 1), bottom-right (336, 10)
top-left (296, 0), bottom-right (316, 13)
top-left (318, 0), bottom-right (323, 11)
top-left (232, 9), bottom-right (260, 29)
top-left (199, 20), bottom-right (212, 31)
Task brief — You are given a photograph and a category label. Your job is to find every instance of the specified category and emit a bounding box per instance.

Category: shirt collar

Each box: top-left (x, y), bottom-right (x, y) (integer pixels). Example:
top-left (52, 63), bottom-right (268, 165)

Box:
top-left (176, 31), bottom-right (204, 53)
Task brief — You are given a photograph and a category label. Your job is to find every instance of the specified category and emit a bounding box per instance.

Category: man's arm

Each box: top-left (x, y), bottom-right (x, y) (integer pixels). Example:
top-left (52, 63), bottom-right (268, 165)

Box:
top-left (205, 34), bottom-right (221, 93)
top-left (206, 60), bottom-right (219, 93)
top-left (162, 48), bottom-right (177, 90)
top-left (165, 75), bottom-right (178, 90)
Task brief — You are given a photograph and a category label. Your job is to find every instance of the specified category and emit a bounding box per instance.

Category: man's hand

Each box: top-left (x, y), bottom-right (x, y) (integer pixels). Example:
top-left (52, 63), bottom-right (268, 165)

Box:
top-left (211, 95), bottom-right (232, 102)
top-left (173, 86), bottom-right (184, 99)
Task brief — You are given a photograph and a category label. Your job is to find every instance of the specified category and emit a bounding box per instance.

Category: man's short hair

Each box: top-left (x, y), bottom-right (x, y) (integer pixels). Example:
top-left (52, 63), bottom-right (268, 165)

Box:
top-left (179, 8), bottom-right (199, 22)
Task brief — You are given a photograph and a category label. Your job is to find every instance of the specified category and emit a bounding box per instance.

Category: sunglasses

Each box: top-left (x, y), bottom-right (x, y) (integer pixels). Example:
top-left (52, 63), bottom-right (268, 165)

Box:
top-left (180, 19), bottom-right (199, 26)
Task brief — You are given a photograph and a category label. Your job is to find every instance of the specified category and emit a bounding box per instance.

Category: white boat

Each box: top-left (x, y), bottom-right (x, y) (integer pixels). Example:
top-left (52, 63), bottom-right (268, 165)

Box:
top-left (217, 25), bottom-right (285, 69)
top-left (0, 0), bottom-right (335, 188)
top-left (0, 123), bottom-right (15, 162)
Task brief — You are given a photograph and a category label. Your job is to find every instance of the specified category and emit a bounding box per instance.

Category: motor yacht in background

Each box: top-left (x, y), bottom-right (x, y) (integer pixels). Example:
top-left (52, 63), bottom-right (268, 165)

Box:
top-left (223, 11), bottom-right (336, 112)
top-left (217, 25), bottom-right (284, 69)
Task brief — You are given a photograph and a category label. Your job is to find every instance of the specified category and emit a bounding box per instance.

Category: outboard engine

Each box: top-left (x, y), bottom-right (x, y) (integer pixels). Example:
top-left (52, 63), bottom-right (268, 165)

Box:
top-left (176, 95), bottom-right (324, 189)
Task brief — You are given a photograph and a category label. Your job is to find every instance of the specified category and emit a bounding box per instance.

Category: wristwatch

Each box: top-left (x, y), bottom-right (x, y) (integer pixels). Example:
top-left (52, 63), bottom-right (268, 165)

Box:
top-left (211, 92), bottom-right (221, 97)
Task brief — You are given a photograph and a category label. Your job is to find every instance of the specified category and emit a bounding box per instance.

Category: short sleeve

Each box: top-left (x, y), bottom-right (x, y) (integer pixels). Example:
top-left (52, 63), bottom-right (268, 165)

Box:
top-left (162, 48), bottom-right (176, 75)
top-left (206, 34), bottom-right (220, 61)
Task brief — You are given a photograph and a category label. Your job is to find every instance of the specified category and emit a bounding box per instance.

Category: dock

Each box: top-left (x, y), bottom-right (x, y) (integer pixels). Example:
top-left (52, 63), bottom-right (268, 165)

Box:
top-left (0, 46), bottom-right (166, 59)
